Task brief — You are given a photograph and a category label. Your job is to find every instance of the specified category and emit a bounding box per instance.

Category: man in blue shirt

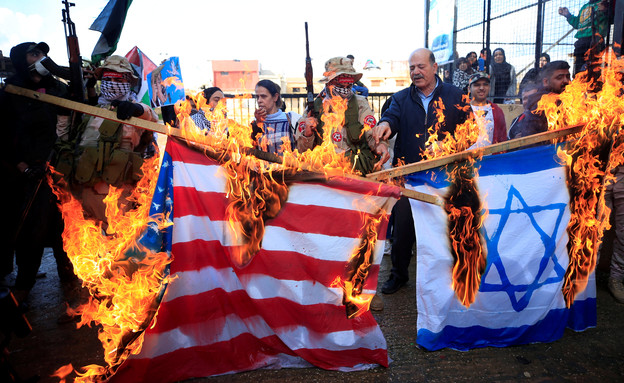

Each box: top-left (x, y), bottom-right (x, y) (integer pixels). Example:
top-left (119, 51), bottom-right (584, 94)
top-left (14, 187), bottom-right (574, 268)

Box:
top-left (374, 48), bottom-right (468, 294)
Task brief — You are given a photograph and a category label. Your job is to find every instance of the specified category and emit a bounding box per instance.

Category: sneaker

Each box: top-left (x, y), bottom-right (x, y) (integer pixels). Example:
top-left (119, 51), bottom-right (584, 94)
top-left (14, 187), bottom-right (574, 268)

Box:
top-left (608, 277), bottom-right (624, 304)
top-left (382, 277), bottom-right (407, 294)
top-left (370, 293), bottom-right (384, 311)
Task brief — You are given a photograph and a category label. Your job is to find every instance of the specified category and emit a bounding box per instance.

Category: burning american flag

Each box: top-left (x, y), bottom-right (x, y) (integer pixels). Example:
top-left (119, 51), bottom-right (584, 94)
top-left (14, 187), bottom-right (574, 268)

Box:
top-left (107, 138), bottom-right (399, 382)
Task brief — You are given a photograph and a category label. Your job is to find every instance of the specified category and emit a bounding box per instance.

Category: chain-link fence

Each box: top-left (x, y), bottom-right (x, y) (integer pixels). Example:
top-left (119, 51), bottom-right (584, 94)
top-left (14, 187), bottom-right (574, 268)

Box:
top-left (442, 0), bottom-right (614, 101)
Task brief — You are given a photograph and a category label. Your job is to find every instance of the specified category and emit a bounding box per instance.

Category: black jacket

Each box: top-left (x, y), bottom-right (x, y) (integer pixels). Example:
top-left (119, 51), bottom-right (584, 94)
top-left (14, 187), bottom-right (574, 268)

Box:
top-left (508, 88), bottom-right (550, 139)
top-left (0, 43), bottom-right (68, 168)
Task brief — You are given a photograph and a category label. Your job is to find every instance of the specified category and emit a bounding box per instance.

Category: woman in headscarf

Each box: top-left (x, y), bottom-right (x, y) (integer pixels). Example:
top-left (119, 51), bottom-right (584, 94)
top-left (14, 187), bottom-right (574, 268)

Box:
top-left (489, 48), bottom-right (517, 104)
top-left (519, 53), bottom-right (550, 91)
top-left (189, 87), bottom-right (225, 131)
top-left (452, 57), bottom-right (472, 93)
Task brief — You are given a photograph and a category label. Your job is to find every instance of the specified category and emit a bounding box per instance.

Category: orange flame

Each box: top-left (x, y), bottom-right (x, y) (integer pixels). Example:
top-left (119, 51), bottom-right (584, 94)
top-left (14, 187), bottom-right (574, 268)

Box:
top-left (295, 90), bottom-right (357, 176)
top-left (331, 211), bottom-right (385, 318)
top-left (443, 166), bottom-right (488, 307)
top-left (223, 157), bottom-right (290, 268)
top-left (52, 363), bottom-right (73, 383)
top-left (174, 89), bottom-right (383, 287)
top-left (49, 154), bottom-right (172, 381)
top-left (422, 95), bottom-right (487, 307)
top-left (423, 54), bottom-right (624, 308)
top-left (542, 53), bottom-right (624, 306)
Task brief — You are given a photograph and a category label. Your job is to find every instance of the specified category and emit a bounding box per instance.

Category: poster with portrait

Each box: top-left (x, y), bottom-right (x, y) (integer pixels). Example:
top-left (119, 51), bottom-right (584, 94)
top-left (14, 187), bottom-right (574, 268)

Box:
top-left (146, 56), bottom-right (185, 108)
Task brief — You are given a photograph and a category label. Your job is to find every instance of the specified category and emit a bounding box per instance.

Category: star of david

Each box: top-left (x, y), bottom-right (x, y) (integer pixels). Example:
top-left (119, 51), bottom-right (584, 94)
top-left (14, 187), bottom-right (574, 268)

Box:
top-left (480, 185), bottom-right (568, 312)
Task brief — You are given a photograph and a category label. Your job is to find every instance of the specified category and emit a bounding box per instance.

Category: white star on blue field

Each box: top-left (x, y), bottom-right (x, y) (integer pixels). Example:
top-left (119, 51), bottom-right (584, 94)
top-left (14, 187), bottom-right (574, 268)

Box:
top-left (480, 185), bottom-right (568, 312)
top-left (141, 154), bottom-right (174, 253)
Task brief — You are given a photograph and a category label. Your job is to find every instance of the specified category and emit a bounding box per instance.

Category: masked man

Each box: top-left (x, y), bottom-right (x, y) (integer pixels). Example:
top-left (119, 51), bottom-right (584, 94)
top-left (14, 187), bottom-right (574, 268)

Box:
top-left (67, 55), bottom-right (158, 226)
top-left (294, 57), bottom-right (389, 175)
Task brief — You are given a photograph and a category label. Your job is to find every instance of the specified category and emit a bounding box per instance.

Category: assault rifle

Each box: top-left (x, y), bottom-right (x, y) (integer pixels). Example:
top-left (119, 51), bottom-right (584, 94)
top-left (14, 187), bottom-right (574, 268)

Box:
top-left (304, 22), bottom-right (315, 115)
top-left (62, 0), bottom-right (86, 103)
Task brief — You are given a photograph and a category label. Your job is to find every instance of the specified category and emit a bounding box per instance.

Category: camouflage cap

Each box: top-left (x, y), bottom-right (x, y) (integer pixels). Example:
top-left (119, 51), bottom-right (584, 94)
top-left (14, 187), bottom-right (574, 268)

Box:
top-left (468, 72), bottom-right (490, 87)
top-left (94, 55), bottom-right (138, 84)
top-left (320, 57), bottom-right (363, 83)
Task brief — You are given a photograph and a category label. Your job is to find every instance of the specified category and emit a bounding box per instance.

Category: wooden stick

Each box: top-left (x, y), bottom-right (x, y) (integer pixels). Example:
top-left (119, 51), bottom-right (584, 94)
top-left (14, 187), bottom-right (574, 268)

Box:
top-left (5, 84), bottom-right (442, 205)
top-left (367, 124), bottom-right (584, 181)
top-left (5, 84), bottom-right (179, 137)
top-left (5, 84), bottom-right (287, 165)
top-left (399, 187), bottom-right (443, 206)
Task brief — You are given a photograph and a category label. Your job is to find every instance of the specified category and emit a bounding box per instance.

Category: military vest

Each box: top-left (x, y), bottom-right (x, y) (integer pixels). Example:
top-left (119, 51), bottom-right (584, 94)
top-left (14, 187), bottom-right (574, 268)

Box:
top-left (313, 96), bottom-right (378, 175)
top-left (55, 116), bottom-right (144, 187)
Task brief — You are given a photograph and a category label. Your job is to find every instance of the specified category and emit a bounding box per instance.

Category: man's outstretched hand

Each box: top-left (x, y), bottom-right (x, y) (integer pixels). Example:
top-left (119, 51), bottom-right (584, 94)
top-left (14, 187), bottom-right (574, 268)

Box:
top-left (373, 121), bottom-right (392, 145)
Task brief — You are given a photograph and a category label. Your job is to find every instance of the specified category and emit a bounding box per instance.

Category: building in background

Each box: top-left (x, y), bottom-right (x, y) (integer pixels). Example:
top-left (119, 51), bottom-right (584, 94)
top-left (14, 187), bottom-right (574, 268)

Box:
top-left (212, 60), bottom-right (259, 92)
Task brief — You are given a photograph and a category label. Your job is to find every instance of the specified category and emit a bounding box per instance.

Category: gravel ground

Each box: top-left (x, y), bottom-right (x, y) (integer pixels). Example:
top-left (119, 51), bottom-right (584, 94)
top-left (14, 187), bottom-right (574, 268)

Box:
top-left (3, 247), bottom-right (623, 383)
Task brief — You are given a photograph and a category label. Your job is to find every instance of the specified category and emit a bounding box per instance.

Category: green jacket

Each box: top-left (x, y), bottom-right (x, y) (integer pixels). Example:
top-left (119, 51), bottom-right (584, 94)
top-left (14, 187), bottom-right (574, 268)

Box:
top-left (566, 1), bottom-right (609, 39)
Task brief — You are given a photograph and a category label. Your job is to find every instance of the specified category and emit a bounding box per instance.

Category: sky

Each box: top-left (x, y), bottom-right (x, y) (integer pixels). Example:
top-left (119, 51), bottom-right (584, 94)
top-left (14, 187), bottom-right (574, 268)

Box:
top-left (0, 0), bottom-right (426, 90)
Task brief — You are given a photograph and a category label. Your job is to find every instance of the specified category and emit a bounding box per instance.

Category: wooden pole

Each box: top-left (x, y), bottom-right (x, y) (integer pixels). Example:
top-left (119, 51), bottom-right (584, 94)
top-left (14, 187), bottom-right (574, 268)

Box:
top-left (367, 124), bottom-right (584, 181)
top-left (5, 84), bottom-right (181, 137)
top-left (6, 84), bottom-right (441, 205)
top-left (5, 83), bottom-right (287, 164)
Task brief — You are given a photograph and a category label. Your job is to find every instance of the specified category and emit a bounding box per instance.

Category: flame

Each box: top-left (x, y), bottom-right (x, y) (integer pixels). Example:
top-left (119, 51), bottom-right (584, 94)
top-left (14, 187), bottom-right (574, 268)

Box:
top-left (331, 211), bottom-right (385, 318)
top-left (49, 154), bottom-right (172, 382)
top-left (174, 88), bottom-right (382, 280)
top-left (542, 53), bottom-right (624, 306)
top-left (53, 85), bottom-right (396, 379)
top-left (442, 165), bottom-right (488, 307)
top-left (295, 89), bottom-right (356, 176)
top-left (422, 95), bottom-right (487, 307)
top-left (52, 363), bottom-right (73, 383)
top-left (223, 157), bottom-right (290, 268)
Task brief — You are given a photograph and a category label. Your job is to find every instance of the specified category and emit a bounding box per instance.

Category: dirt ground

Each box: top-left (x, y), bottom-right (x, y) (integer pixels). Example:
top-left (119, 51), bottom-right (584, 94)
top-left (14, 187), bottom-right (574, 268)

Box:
top-left (3, 247), bottom-right (624, 383)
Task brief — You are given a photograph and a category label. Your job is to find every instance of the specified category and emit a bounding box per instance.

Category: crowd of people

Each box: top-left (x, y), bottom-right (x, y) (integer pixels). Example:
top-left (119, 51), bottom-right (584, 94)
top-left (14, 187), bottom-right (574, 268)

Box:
top-left (1, 0), bottom-right (622, 330)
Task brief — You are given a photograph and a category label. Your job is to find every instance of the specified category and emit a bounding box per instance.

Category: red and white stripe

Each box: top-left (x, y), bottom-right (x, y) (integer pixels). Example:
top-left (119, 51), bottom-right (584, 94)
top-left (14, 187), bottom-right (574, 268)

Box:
top-left (111, 139), bottom-right (399, 382)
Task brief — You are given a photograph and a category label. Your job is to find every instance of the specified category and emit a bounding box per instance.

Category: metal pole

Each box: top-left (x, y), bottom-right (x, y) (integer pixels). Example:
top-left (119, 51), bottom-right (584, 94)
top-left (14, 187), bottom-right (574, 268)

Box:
top-left (425, 0), bottom-right (430, 48)
top-left (615, 0), bottom-right (624, 57)
top-left (485, 0), bottom-right (492, 74)
top-left (535, 0), bottom-right (545, 69)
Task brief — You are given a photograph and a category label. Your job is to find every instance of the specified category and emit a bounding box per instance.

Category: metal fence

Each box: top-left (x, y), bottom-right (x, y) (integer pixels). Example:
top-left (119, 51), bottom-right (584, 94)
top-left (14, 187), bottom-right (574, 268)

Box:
top-left (445, 0), bottom-right (614, 101)
top-left (223, 93), bottom-right (395, 125)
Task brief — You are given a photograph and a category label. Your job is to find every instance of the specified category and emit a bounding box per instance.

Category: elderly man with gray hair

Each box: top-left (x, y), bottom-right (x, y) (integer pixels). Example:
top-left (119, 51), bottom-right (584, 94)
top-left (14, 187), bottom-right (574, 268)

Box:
top-left (372, 48), bottom-right (469, 295)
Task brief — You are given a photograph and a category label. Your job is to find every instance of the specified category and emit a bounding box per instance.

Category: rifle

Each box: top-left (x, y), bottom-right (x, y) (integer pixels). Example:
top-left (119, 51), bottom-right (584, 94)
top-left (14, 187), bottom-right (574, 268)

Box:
top-left (62, 0), bottom-right (86, 103)
top-left (304, 22), bottom-right (315, 116)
